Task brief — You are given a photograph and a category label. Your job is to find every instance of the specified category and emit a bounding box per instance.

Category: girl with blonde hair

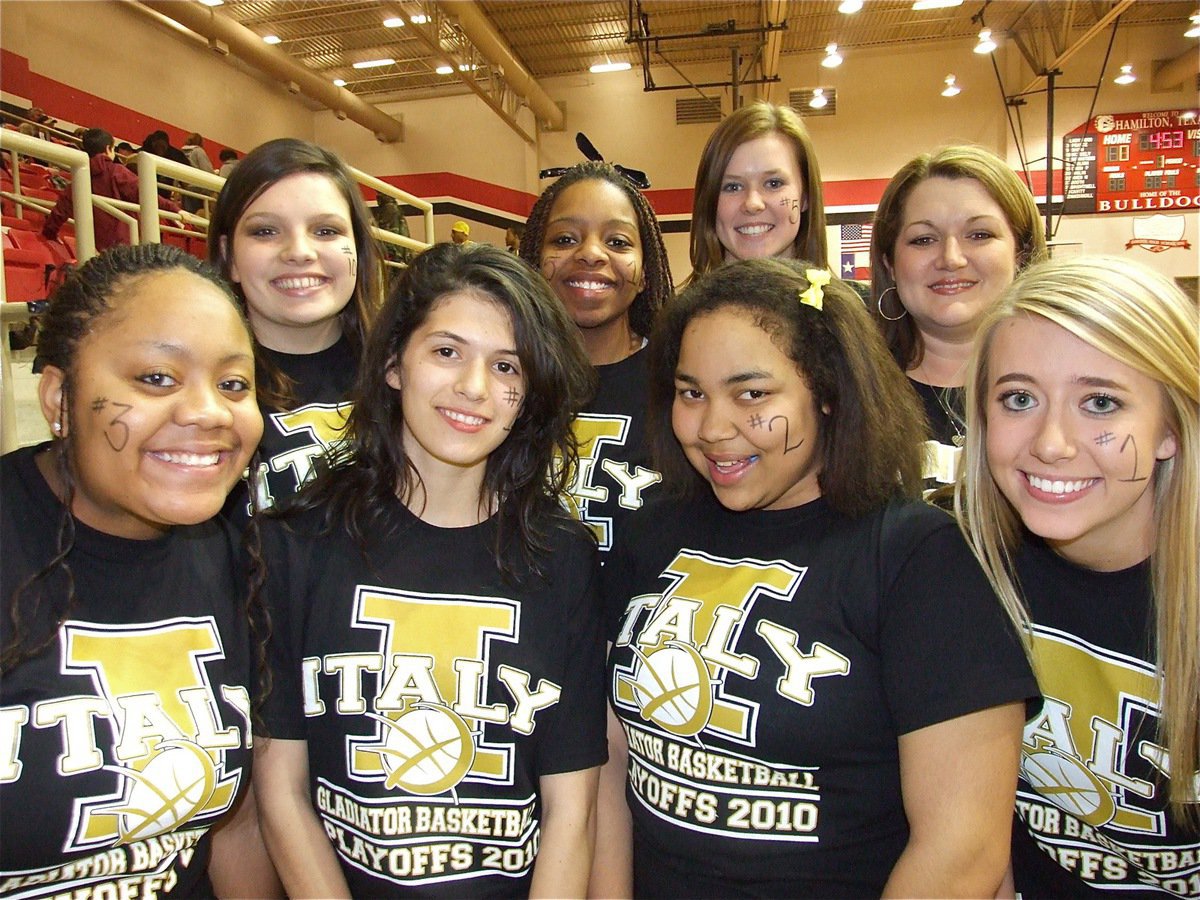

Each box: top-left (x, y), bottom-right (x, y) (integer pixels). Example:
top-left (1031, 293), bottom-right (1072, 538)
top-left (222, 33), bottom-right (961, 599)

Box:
top-left (956, 255), bottom-right (1199, 896)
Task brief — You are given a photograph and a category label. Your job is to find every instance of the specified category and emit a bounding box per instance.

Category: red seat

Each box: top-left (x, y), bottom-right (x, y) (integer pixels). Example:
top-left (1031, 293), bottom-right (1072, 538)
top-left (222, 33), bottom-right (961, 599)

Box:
top-left (2, 215), bottom-right (36, 232)
top-left (3, 230), bottom-right (74, 301)
top-left (7, 229), bottom-right (55, 265)
top-left (4, 233), bottom-right (51, 302)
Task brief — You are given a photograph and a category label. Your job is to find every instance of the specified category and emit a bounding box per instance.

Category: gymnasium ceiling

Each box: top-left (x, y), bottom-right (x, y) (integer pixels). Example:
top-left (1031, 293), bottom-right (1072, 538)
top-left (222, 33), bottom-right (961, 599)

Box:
top-left (143, 0), bottom-right (1198, 136)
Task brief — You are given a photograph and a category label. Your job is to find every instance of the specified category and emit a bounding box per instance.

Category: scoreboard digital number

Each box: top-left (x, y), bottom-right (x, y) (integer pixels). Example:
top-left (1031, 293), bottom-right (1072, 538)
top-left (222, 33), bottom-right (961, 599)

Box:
top-left (1062, 109), bottom-right (1199, 214)
top-left (1147, 130), bottom-right (1185, 151)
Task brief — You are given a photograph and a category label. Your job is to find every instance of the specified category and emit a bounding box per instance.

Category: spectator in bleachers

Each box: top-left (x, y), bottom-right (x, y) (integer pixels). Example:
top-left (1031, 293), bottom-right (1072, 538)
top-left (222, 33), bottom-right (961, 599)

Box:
top-left (114, 141), bottom-right (135, 165)
top-left (42, 127), bottom-right (180, 252)
top-left (182, 132), bottom-right (216, 174)
top-left (218, 147), bottom-right (239, 178)
top-left (26, 107), bottom-right (55, 140)
top-left (371, 191), bottom-right (412, 268)
top-left (181, 132), bottom-right (216, 213)
top-left (140, 130), bottom-right (189, 199)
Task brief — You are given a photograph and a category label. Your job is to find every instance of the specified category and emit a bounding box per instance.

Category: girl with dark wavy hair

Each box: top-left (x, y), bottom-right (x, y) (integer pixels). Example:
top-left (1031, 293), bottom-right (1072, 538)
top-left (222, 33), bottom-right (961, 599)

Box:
top-left (1, 244), bottom-right (276, 897)
top-left (254, 242), bottom-right (607, 897)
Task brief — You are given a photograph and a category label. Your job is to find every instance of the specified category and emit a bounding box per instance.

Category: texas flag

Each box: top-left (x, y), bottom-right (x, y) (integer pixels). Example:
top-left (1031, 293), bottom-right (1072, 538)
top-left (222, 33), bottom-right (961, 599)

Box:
top-left (840, 223), bottom-right (872, 282)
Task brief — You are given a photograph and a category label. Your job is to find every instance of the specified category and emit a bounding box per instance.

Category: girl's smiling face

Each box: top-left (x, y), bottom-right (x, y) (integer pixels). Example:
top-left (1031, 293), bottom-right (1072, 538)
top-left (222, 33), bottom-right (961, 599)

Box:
top-left (388, 290), bottom-right (525, 491)
top-left (715, 133), bottom-right (805, 262)
top-left (538, 178), bottom-right (645, 337)
top-left (228, 172), bottom-right (358, 353)
top-left (985, 314), bottom-right (1177, 570)
top-left (672, 307), bottom-right (824, 512)
top-left (40, 270), bottom-right (262, 539)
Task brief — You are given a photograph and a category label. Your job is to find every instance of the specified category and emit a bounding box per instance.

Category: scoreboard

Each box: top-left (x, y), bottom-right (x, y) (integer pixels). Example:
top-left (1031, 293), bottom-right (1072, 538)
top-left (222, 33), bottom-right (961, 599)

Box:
top-left (1062, 109), bottom-right (1200, 215)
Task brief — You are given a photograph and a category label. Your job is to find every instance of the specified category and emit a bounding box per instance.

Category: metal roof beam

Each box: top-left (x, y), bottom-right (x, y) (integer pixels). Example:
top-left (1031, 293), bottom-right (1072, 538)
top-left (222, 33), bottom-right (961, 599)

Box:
top-left (133, 0), bottom-right (403, 142)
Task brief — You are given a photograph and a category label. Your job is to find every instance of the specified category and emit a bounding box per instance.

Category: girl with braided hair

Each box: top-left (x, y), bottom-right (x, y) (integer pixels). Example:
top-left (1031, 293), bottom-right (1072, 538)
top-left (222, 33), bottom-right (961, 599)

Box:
top-left (520, 160), bottom-right (675, 559)
top-left (0, 244), bottom-right (277, 897)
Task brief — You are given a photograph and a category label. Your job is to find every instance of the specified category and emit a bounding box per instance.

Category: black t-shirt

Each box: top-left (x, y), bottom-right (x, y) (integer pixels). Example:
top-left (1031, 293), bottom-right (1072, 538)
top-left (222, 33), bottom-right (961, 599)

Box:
top-left (1011, 537), bottom-right (1200, 899)
top-left (605, 491), bottom-right (1039, 897)
top-left (260, 496), bottom-right (608, 897)
top-left (0, 446), bottom-right (254, 899)
top-left (910, 377), bottom-right (964, 493)
top-left (564, 347), bottom-right (662, 556)
top-left (225, 337), bottom-right (357, 525)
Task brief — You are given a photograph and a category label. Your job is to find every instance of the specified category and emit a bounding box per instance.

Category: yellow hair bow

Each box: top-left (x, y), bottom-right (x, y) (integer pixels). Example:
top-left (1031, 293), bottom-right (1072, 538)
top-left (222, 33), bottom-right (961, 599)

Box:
top-left (798, 268), bottom-right (831, 311)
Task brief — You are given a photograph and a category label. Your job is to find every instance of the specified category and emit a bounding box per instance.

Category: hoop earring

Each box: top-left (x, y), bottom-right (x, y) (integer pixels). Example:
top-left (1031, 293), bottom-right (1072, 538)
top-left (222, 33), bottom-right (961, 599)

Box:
top-left (877, 286), bottom-right (907, 322)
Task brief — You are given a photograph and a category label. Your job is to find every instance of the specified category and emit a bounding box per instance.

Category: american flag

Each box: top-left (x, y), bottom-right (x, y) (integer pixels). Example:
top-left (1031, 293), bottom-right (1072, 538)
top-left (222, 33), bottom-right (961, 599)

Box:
top-left (840, 222), bottom-right (873, 281)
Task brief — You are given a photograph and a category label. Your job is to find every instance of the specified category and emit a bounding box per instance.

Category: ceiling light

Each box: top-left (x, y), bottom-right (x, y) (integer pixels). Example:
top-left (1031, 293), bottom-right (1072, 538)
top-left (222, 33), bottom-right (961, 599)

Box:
top-left (197, 0), bottom-right (224, 6)
top-left (809, 88), bottom-right (828, 109)
top-left (590, 60), bottom-right (632, 73)
top-left (353, 58), bottom-right (395, 69)
top-left (1186, 14), bottom-right (1200, 37)
top-left (822, 43), bottom-right (843, 68)
top-left (913, 0), bottom-right (963, 9)
top-left (458, 63), bottom-right (479, 72)
top-left (435, 64), bottom-right (454, 75)
top-left (383, 17), bottom-right (405, 27)
top-left (262, 34), bottom-right (281, 44)
top-left (1113, 64), bottom-right (1136, 85)
top-left (333, 78), bottom-right (346, 87)
top-left (838, 0), bottom-right (864, 12)
top-left (974, 28), bottom-right (997, 53)
top-left (410, 14), bottom-right (429, 24)
top-left (941, 74), bottom-right (961, 96)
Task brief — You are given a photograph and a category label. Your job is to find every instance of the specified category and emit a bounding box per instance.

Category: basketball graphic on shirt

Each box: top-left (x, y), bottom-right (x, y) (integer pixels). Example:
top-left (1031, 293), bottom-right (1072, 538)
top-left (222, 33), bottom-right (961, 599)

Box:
top-left (107, 739), bottom-right (218, 844)
top-left (1022, 748), bottom-right (1116, 826)
top-left (370, 705), bottom-right (476, 795)
top-left (626, 640), bottom-right (713, 736)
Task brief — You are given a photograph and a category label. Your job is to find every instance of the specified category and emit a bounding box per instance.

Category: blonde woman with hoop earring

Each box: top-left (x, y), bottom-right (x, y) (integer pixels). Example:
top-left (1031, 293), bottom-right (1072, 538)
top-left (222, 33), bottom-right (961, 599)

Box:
top-left (869, 146), bottom-right (1047, 493)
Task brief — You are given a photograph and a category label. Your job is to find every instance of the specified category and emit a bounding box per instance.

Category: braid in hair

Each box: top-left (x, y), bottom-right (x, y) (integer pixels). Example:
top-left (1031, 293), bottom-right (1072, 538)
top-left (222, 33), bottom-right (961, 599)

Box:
top-left (1, 389), bottom-right (79, 674)
top-left (520, 161), bottom-right (674, 339)
top-left (241, 461), bottom-right (274, 735)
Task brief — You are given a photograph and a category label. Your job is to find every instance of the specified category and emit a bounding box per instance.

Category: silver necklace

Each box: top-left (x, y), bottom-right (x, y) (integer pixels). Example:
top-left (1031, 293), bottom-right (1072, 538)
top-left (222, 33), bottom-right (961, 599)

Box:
top-left (934, 386), bottom-right (966, 447)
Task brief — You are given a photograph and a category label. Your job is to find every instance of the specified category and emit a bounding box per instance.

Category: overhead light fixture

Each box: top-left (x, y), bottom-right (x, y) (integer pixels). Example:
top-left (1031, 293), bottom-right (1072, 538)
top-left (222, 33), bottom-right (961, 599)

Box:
top-left (1186, 13), bottom-right (1200, 37)
top-left (410, 13), bottom-right (429, 24)
top-left (974, 28), bottom-right (997, 53)
top-left (590, 60), bottom-right (632, 73)
top-left (197, 0), bottom-right (224, 6)
top-left (941, 74), bottom-right (961, 96)
top-left (333, 78), bottom-right (346, 86)
top-left (838, 0), bottom-right (864, 12)
top-left (1113, 64), bottom-right (1136, 85)
top-left (913, 0), bottom-right (963, 9)
top-left (383, 17), bottom-right (405, 27)
top-left (809, 88), bottom-right (828, 109)
top-left (822, 43), bottom-right (843, 68)
top-left (458, 63), bottom-right (479, 72)
top-left (262, 34), bottom-right (281, 44)
top-left (353, 58), bottom-right (395, 69)
top-left (435, 64), bottom-right (454, 75)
